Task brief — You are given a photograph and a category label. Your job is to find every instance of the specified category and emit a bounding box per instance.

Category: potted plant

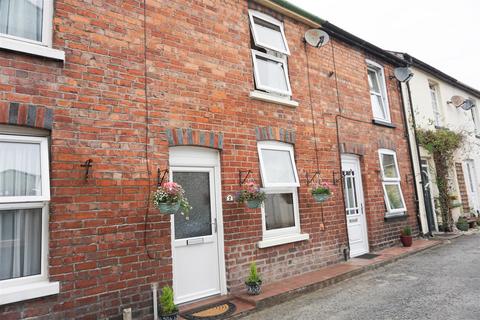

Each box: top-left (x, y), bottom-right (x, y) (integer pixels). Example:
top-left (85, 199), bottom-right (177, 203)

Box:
top-left (153, 182), bottom-right (191, 216)
top-left (311, 181), bottom-right (332, 203)
top-left (245, 262), bottom-right (262, 295)
top-left (456, 216), bottom-right (469, 231)
top-left (158, 286), bottom-right (178, 320)
top-left (237, 181), bottom-right (266, 209)
top-left (400, 226), bottom-right (413, 247)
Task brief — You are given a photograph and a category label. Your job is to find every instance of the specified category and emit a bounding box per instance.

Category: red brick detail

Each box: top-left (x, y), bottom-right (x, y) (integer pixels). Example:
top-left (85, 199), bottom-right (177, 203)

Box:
top-left (455, 162), bottom-right (470, 213)
top-left (0, 102), bottom-right (53, 130)
top-left (340, 142), bottom-right (366, 155)
top-left (377, 137), bottom-right (396, 151)
top-left (255, 126), bottom-right (296, 144)
top-left (166, 128), bottom-right (224, 150)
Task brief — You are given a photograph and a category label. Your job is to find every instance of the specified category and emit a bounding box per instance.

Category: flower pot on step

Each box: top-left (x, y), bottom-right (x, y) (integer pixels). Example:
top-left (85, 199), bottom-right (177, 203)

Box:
top-left (400, 235), bottom-right (413, 247)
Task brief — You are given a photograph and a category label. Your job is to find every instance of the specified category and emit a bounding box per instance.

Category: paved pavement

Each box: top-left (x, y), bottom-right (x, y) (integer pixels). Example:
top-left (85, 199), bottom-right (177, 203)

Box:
top-left (242, 234), bottom-right (480, 320)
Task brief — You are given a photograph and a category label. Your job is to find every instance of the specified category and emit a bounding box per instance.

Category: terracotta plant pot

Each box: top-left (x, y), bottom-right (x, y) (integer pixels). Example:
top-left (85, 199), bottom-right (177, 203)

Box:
top-left (158, 312), bottom-right (178, 320)
top-left (157, 202), bottom-right (181, 215)
top-left (400, 235), bottom-right (413, 247)
top-left (246, 199), bottom-right (263, 209)
top-left (312, 193), bottom-right (330, 203)
top-left (245, 281), bottom-right (262, 295)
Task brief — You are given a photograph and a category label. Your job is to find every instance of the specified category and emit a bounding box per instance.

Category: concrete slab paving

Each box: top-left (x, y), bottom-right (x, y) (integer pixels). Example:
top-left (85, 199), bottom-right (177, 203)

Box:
top-left (241, 234), bottom-right (480, 320)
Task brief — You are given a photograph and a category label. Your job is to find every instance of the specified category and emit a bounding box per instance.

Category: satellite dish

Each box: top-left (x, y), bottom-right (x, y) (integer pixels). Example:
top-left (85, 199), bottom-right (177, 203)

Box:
top-left (450, 95), bottom-right (465, 108)
top-left (393, 67), bottom-right (413, 82)
top-left (304, 29), bottom-right (330, 48)
top-left (461, 99), bottom-right (476, 111)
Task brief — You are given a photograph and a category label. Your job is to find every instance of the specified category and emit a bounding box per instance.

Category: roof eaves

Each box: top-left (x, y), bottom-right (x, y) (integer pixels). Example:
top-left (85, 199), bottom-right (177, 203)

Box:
top-left (255, 0), bottom-right (406, 66)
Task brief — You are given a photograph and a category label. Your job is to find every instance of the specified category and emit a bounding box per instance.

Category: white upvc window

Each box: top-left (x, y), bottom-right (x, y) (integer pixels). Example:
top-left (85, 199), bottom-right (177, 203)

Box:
top-left (258, 141), bottom-right (306, 245)
top-left (248, 10), bottom-right (293, 99)
top-left (0, 0), bottom-right (64, 60)
top-left (470, 100), bottom-right (480, 135)
top-left (251, 49), bottom-right (292, 97)
top-left (0, 134), bottom-right (58, 305)
top-left (378, 149), bottom-right (406, 215)
top-left (248, 10), bottom-right (290, 55)
top-left (429, 82), bottom-right (442, 127)
top-left (366, 60), bottom-right (391, 123)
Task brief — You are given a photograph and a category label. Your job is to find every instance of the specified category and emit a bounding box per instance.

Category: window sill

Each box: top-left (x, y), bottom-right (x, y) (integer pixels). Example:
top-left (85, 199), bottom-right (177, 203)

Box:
top-left (258, 233), bottom-right (309, 248)
top-left (0, 280), bottom-right (59, 305)
top-left (372, 119), bottom-right (396, 128)
top-left (249, 90), bottom-right (299, 108)
top-left (384, 213), bottom-right (407, 222)
top-left (0, 37), bottom-right (65, 61)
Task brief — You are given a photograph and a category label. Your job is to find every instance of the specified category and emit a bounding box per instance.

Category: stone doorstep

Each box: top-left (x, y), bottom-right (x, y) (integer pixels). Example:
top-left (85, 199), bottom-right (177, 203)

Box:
top-left (176, 239), bottom-right (441, 320)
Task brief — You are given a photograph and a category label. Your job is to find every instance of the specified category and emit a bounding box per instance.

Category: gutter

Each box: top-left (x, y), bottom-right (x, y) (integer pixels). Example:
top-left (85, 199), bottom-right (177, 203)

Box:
top-left (254, 0), bottom-right (407, 67)
top-left (400, 53), bottom-right (480, 99)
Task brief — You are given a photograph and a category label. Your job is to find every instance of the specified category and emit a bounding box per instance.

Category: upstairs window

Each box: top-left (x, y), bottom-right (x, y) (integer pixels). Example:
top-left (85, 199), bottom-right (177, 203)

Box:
top-left (429, 83), bottom-right (442, 127)
top-left (0, 0), bottom-right (53, 45)
top-left (470, 99), bottom-right (480, 135)
top-left (249, 10), bottom-right (290, 55)
top-left (378, 149), bottom-right (406, 216)
top-left (366, 60), bottom-right (391, 123)
top-left (249, 10), bottom-right (292, 97)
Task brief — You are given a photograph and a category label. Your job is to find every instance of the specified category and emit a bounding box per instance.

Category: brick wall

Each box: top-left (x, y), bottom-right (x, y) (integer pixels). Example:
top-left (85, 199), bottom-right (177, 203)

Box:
top-left (0, 0), bottom-right (417, 319)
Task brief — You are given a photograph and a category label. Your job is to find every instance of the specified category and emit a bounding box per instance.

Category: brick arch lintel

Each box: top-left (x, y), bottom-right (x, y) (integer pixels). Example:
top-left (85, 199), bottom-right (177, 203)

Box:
top-left (165, 128), bottom-right (224, 150)
top-left (255, 126), bottom-right (296, 144)
top-left (377, 138), bottom-right (397, 151)
top-left (340, 142), bottom-right (366, 155)
top-left (0, 102), bottom-right (53, 130)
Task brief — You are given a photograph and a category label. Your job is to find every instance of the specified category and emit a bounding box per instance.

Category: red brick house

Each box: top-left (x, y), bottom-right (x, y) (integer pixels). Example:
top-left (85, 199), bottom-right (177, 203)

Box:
top-left (0, 0), bottom-right (418, 318)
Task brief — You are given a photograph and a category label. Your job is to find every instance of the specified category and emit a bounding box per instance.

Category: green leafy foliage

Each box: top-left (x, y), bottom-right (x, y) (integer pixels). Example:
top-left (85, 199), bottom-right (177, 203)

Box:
top-left (416, 128), bottom-right (464, 231)
top-left (159, 286), bottom-right (178, 315)
top-left (456, 217), bottom-right (469, 231)
top-left (236, 182), bottom-right (266, 202)
top-left (245, 262), bottom-right (262, 285)
top-left (401, 226), bottom-right (412, 236)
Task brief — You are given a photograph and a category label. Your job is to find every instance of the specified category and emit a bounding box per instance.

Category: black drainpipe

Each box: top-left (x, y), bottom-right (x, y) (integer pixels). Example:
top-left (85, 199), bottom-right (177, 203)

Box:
top-left (405, 80), bottom-right (434, 235)
top-left (397, 79), bottom-right (423, 236)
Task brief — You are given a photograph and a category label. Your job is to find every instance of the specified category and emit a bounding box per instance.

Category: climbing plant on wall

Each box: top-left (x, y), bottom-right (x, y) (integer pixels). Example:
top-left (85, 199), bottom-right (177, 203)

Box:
top-left (416, 128), bottom-right (464, 231)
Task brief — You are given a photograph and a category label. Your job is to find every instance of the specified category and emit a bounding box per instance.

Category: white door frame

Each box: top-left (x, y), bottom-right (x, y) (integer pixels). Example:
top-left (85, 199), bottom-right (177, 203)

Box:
top-left (463, 159), bottom-right (480, 213)
top-left (341, 154), bottom-right (369, 257)
top-left (169, 147), bottom-right (227, 303)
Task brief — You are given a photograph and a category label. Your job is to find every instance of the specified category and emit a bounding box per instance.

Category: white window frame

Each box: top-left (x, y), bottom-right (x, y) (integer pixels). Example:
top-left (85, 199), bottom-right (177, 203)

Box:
top-left (429, 82), bottom-right (442, 127)
top-left (378, 149), bottom-right (406, 215)
top-left (470, 100), bottom-right (480, 135)
top-left (0, 0), bottom-right (64, 60)
top-left (257, 140), bottom-right (299, 188)
top-left (0, 134), bottom-right (50, 203)
top-left (366, 59), bottom-right (391, 123)
top-left (0, 133), bottom-right (58, 305)
top-left (251, 49), bottom-right (292, 97)
top-left (248, 10), bottom-right (290, 55)
top-left (257, 141), bottom-right (306, 245)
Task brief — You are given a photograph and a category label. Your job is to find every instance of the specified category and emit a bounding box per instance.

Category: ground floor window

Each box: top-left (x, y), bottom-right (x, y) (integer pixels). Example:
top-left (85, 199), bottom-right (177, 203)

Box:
top-left (257, 141), bottom-right (301, 239)
top-left (378, 149), bottom-right (406, 216)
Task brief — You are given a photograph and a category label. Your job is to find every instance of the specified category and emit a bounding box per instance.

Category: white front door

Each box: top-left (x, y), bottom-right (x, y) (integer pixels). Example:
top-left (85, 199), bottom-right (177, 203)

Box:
top-left (341, 155), bottom-right (369, 257)
top-left (169, 147), bottom-right (226, 304)
top-left (464, 160), bottom-right (480, 214)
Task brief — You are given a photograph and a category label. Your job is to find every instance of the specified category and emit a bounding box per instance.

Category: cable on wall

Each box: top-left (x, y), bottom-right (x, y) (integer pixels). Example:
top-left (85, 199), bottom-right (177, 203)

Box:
top-left (141, 0), bottom-right (157, 260)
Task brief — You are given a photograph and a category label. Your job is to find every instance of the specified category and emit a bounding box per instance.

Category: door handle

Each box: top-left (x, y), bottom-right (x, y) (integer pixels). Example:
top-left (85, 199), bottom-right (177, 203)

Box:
top-left (212, 218), bottom-right (217, 233)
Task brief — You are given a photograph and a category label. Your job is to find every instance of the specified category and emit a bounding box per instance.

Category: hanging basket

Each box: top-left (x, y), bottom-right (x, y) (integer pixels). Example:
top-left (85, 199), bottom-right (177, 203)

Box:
top-left (157, 202), bottom-right (181, 215)
top-left (246, 199), bottom-right (263, 209)
top-left (312, 193), bottom-right (330, 203)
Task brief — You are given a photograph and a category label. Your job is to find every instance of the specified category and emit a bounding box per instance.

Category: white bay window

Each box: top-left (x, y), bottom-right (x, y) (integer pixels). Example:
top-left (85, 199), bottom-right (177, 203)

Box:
top-left (378, 149), bottom-right (406, 216)
top-left (257, 141), bottom-right (308, 247)
top-left (0, 134), bottom-right (58, 305)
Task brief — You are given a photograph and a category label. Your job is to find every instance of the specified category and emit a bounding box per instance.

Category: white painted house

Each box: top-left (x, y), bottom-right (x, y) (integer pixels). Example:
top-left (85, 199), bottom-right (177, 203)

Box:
top-left (395, 53), bottom-right (480, 234)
